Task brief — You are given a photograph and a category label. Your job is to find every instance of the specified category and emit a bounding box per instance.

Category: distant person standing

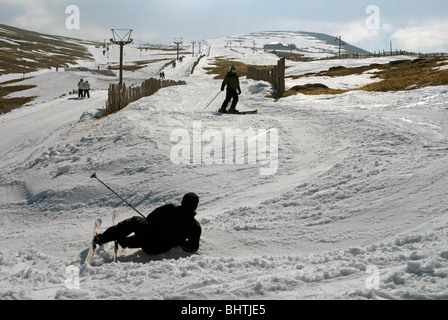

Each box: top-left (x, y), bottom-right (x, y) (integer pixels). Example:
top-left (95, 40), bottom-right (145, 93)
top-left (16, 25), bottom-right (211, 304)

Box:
top-left (83, 81), bottom-right (91, 98)
top-left (78, 79), bottom-right (84, 98)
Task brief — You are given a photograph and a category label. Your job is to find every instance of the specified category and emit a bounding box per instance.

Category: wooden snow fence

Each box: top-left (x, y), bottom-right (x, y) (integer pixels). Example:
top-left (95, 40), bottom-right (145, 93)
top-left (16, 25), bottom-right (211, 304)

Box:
top-left (105, 78), bottom-right (186, 114)
top-left (246, 58), bottom-right (286, 96)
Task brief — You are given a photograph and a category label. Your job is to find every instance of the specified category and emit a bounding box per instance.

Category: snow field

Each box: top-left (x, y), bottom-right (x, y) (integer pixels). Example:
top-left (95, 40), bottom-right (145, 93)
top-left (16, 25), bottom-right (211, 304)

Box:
top-left (0, 32), bottom-right (448, 300)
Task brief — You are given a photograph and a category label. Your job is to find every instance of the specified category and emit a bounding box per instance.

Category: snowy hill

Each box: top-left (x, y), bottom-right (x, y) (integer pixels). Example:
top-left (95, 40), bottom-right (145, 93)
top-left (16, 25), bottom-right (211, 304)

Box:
top-left (1, 27), bottom-right (448, 301)
top-left (0, 24), bottom-right (97, 79)
top-left (298, 31), bottom-right (372, 55)
top-left (212, 31), bottom-right (370, 59)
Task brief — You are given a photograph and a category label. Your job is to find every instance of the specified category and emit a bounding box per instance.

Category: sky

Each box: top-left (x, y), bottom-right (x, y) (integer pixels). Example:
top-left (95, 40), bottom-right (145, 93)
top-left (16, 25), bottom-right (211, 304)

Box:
top-left (1, 0), bottom-right (448, 53)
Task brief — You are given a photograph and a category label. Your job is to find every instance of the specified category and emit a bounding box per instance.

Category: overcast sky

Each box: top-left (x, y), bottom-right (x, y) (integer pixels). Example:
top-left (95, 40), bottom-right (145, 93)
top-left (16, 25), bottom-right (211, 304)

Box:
top-left (1, 0), bottom-right (447, 53)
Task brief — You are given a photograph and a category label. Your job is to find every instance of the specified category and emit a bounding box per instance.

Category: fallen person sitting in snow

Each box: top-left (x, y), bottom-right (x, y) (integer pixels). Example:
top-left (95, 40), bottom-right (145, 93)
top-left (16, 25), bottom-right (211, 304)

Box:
top-left (94, 193), bottom-right (202, 254)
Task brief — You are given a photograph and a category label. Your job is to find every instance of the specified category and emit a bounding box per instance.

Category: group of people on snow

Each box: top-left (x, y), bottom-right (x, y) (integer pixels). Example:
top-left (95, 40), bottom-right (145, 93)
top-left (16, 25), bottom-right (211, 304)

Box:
top-left (77, 79), bottom-right (91, 99)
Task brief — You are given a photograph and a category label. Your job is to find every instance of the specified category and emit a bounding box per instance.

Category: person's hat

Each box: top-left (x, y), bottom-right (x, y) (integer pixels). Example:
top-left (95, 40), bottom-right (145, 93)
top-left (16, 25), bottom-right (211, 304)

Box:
top-left (230, 65), bottom-right (237, 71)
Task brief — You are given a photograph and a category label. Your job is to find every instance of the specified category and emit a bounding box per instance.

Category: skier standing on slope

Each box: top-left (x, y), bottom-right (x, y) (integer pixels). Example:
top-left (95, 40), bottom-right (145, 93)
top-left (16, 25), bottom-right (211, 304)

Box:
top-left (219, 65), bottom-right (242, 113)
top-left (83, 81), bottom-right (91, 98)
top-left (77, 79), bottom-right (84, 98)
top-left (93, 193), bottom-right (202, 254)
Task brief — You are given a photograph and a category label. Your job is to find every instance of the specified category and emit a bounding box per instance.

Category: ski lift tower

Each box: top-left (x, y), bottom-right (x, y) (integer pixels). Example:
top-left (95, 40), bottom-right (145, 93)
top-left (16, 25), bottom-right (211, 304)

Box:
top-left (110, 29), bottom-right (133, 85)
top-left (191, 41), bottom-right (196, 57)
top-left (335, 36), bottom-right (345, 57)
top-left (174, 37), bottom-right (183, 61)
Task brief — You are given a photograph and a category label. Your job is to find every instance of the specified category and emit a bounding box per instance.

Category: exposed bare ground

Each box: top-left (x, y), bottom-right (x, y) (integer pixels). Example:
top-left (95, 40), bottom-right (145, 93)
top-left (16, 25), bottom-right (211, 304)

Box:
top-left (284, 57), bottom-right (448, 96)
top-left (0, 24), bottom-right (98, 113)
top-left (108, 58), bottom-right (172, 72)
top-left (205, 57), bottom-right (448, 97)
top-left (0, 78), bottom-right (36, 114)
top-left (204, 57), bottom-right (275, 79)
top-left (0, 24), bottom-right (96, 75)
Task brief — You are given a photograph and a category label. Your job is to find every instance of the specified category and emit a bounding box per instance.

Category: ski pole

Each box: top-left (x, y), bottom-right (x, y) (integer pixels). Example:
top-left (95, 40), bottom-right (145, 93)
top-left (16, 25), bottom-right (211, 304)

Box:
top-left (203, 91), bottom-right (221, 111)
top-left (90, 172), bottom-right (146, 218)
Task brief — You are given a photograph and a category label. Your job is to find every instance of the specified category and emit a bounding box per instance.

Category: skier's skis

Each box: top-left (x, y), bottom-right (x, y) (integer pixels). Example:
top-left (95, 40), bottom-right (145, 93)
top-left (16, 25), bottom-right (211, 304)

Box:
top-left (112, 213), bottom-right (118, 263)
top-left (85, 218), bottom-right (102, 265)
top-left (217, 110), bottom-right (258, 115)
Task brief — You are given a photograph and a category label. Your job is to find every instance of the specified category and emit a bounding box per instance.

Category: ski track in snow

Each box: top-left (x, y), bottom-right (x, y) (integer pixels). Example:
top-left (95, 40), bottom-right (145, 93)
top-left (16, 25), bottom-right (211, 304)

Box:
top-left (1, 33), bottom-right (448, 300)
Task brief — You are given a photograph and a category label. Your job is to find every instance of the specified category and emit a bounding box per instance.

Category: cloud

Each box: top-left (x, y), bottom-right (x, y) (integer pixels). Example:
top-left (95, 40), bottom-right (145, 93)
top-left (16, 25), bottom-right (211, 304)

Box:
top-left (391, 21), bottom-right (448, 52)
top-left (0, 1), bottom-right (121, 42)
top-left (291, 17), bottom-right (448, 53)
top-left (326, 21), bottom-right (396, 52)
top-left (1, 0), bottom-right (447, 53)
top-left (5, 1), bottom-right (62, 32)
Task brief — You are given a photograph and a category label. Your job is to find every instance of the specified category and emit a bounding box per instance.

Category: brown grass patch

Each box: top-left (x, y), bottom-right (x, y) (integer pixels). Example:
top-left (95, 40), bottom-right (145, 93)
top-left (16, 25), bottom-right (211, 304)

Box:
top-left (108, 58), bottom-right (172, 72)
top-left (363, 58), bottom-right (448, 92)
top-left (203, 58), bottom-right (248, 79)
top-left (203, 58), bottom-right (274, 79)
top-left (0, 24), bottom-right (95, 75)
top-left (0, 97), bottom-right (37, 114)
top-left (0, 24), bottom-right (95, 113)
top-left (290, 63), bottom-right (383, 80)
top-left (0, 78), bottom-right (37, 114)
top-left (284, 83), bottom-right (349, 96)
top-left (284, 57), bottom-right (448, 97)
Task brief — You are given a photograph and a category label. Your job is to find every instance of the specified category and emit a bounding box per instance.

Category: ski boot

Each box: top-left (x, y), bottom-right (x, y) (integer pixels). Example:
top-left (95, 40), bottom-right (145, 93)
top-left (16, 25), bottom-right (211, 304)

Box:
top-left (229, 107), bottom-right (239, 113)
top-left (218, 107), bottom-right (227, 113)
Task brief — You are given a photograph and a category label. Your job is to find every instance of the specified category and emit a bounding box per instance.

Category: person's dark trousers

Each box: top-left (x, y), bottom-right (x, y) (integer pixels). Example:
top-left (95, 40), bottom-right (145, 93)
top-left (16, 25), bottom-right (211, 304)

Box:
top-left (84, 90), bottom-right (90, 98)
top-left (221, 89), bottom-right (239, 109)
top-left (78, 89), bottom-right (83, 98)
top-left (99, 216), bottom-right (148, 248)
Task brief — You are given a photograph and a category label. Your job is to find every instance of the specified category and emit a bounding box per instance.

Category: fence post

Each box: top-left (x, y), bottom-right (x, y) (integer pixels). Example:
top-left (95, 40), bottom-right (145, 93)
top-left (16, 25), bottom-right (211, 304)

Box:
top-left (245, 58), bottom-right (285, 97)
top-left (277, 58), bottom-right (285, 96)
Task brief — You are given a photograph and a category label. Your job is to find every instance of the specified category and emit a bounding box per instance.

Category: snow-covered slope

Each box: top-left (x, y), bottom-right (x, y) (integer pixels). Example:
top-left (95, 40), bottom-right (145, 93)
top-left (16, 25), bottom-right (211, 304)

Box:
top-left (0, 30), bottom-right (448, 300)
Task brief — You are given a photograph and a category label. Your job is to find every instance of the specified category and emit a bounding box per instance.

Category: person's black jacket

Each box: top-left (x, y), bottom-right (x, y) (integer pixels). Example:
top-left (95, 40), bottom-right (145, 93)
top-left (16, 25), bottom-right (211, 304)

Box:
top-left (144, 204), bottom-right (202, 254)
top-left (221, 72), bottom-right (241, 93)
